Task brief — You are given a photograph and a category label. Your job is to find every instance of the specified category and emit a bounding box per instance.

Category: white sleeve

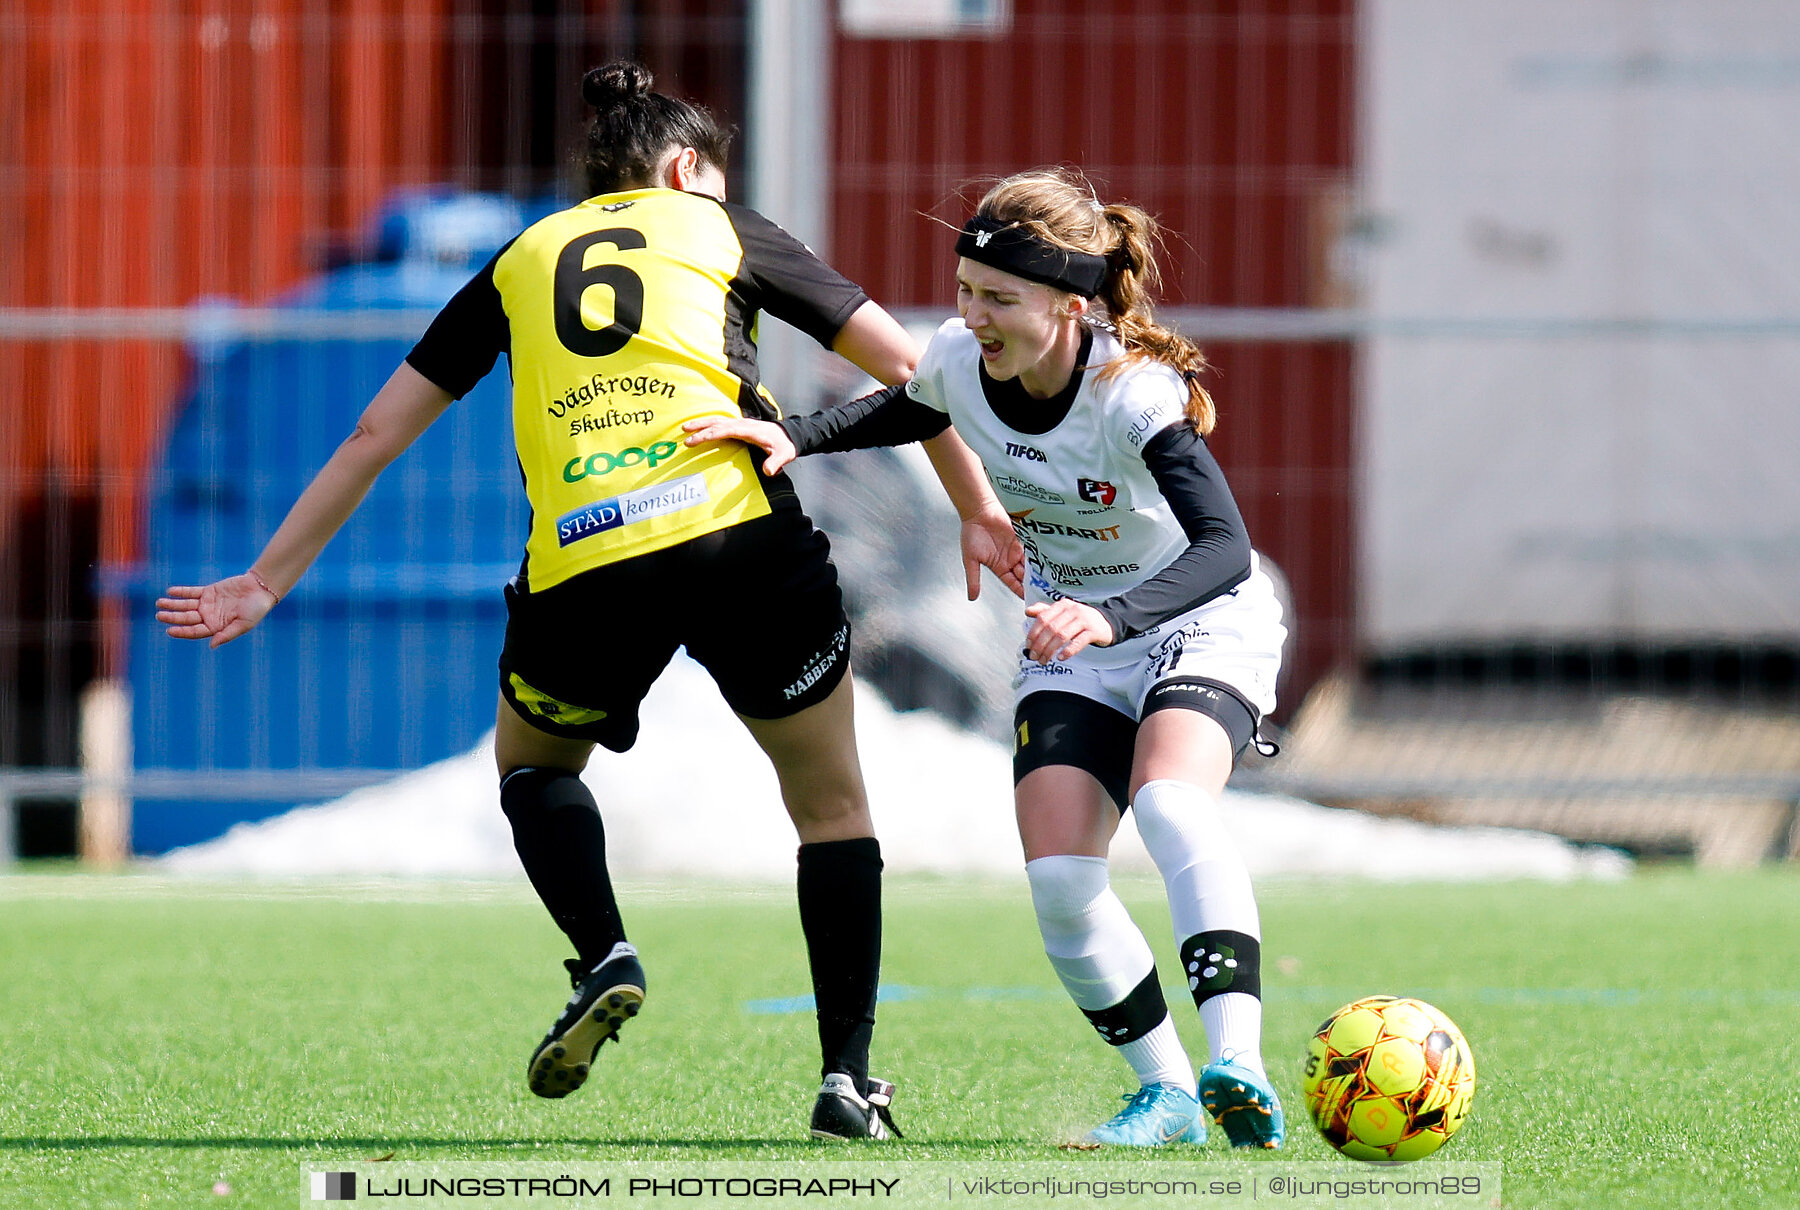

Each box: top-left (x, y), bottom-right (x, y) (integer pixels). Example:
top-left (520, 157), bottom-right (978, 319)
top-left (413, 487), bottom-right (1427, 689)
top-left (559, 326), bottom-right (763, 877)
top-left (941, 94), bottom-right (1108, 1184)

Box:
top-left (901, 319), bottom-right (963, 415)
top-left (1110, 364), bottom-right (1191, 457)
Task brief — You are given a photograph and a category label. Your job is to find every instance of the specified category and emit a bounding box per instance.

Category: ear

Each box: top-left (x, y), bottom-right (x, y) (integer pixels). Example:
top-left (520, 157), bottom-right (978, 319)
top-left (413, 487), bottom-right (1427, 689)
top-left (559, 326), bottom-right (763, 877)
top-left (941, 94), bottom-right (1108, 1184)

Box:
top-left (1060, 293), bottom-right (1091, 321)
top-left (668, 147), bottom-right (702, 191)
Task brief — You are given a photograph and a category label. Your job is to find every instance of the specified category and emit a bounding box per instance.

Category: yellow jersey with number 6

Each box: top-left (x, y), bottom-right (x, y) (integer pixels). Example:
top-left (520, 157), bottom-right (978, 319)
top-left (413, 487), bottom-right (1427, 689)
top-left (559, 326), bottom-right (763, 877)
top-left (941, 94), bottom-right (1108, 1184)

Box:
top-left (406, 188), bottom-right (867, 590)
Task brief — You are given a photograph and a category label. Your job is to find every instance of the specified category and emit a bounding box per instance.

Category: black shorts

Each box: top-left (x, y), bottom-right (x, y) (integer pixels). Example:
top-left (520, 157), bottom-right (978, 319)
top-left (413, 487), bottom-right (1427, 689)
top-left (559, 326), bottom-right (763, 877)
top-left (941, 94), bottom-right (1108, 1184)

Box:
top-left (1012, 679), bottom-right (1260, 813)
top-left (499, 508), bottom-right (850, 752)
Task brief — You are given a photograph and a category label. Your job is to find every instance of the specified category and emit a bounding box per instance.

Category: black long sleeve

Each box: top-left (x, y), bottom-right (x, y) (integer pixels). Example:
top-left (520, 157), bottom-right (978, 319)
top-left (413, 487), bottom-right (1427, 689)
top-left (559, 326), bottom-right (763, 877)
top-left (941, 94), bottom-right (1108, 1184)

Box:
top-left (779, 384), bottom-right (953, 454)
top-left (1091, 424), bottom-right (1253, 641)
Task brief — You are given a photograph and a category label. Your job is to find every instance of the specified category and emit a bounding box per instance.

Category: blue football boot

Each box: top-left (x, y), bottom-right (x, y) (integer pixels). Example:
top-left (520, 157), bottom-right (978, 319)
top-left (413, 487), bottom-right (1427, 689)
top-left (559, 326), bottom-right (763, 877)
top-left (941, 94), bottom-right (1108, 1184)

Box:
top-left (1083, 1082), bottom-right (1207, 1146)
top-left (1198, 1055), bottom-right (1286, 1149)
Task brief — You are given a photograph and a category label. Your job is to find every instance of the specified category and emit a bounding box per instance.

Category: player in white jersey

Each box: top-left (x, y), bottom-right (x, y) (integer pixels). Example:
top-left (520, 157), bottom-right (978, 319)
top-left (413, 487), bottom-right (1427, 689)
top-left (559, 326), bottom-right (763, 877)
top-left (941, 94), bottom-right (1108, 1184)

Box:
top-left (683, 168), bottom-right (1286, 1150)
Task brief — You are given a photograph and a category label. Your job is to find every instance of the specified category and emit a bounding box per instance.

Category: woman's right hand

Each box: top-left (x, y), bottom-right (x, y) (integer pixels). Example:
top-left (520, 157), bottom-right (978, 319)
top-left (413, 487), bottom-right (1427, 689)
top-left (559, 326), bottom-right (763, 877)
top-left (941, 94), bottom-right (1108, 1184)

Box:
top-left (681, 416), bottom-right (796, 475)
top-left (156, 573), bottom-right (279, 649)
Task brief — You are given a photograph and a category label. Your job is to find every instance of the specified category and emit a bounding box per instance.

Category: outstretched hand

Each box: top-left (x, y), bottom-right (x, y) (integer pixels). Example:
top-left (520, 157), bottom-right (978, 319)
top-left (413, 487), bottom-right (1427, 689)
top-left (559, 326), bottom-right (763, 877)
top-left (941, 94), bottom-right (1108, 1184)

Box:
top-left (1024, 598), bottom-right (1114, 663)
top-left (156, 573), bottom-right (279, 648)
top-left (962, 510), bottom-right (1026, 601)
top-left (681, 416), bottom-right (796, 475)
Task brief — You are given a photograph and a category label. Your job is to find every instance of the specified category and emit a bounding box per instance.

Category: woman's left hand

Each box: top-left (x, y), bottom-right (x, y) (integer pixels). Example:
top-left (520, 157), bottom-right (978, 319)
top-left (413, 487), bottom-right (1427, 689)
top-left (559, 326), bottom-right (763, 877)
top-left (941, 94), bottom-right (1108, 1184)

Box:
top-left (1024, 599), bottom-right (1114, 663)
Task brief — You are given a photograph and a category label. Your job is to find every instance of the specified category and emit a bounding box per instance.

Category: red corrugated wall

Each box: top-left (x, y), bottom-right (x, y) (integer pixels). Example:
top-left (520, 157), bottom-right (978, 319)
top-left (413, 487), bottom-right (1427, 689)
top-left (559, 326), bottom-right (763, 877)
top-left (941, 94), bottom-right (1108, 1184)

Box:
top-left (832, 0), bottom-right (1356, 709)
top-left (2, 0), bottom-right (464, 683)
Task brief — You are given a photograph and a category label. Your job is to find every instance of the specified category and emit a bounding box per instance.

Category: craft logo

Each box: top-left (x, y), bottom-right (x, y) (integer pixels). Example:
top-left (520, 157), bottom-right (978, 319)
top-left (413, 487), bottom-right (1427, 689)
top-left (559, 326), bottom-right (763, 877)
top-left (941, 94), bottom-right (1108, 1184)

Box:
top-left (311, 1171), bottom-right (356, 1201)
top-left (974, 228), bottom-right (994, 247)
top-left (1077, 478), bottom-right (1117, 506)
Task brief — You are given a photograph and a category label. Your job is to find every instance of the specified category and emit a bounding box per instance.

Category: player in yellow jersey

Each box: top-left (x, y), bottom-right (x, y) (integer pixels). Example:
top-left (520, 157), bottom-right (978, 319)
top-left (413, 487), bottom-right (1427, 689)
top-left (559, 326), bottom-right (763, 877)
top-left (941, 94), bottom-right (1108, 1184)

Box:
top-left (158, 61), bottom-right (1024, 1141)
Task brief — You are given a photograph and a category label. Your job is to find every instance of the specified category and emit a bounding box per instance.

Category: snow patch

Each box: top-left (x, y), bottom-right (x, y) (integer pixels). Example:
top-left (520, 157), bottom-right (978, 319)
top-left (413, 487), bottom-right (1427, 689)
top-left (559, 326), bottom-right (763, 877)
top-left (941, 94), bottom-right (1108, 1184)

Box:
top-left (160, 654), bottom-right (1630, 882)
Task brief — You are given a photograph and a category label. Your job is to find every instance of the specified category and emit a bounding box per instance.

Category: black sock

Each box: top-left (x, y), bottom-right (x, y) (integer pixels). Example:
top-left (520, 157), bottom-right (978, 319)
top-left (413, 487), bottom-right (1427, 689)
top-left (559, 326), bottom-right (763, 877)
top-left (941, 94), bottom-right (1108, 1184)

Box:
top-left (796, 837), bottom-right (883, 1093)
top-left (500, 767), bottom-right (625, 970)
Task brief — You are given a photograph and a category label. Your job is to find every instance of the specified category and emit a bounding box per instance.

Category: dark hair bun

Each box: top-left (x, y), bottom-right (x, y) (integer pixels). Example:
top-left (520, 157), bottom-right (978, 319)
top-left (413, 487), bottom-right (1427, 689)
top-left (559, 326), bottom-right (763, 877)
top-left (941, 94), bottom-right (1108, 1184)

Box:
top-left (582, 61), bottom-right (653, 109)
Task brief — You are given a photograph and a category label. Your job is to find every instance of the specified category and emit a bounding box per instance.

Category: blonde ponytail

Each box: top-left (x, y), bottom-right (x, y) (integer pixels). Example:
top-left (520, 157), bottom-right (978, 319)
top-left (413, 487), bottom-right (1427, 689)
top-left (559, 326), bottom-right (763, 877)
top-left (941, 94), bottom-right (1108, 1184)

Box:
top-left (1095, 205), bottom-right (1215, 433)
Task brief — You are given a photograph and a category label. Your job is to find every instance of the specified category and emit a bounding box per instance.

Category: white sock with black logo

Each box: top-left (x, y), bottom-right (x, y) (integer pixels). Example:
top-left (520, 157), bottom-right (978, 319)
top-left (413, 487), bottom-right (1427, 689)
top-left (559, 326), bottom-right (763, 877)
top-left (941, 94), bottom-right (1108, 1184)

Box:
top-left (1026, 854), bottom-right (1196, 1093)
top-left (1132, 779), bottom-right (1265, 1072)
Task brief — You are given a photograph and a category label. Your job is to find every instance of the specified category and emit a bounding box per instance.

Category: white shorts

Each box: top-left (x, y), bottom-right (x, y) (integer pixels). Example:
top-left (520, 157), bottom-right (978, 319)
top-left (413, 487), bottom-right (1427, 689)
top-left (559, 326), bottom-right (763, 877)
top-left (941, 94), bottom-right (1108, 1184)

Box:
top-left (1013, 555), bottom-right (1287, 722)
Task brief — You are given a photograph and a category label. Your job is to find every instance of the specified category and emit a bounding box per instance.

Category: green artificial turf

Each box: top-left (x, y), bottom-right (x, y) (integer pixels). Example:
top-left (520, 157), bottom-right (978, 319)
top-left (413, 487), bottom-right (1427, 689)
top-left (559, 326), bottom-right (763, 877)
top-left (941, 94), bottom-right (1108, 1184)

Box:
top-left (1, 868), bottom-right (1796, 1207)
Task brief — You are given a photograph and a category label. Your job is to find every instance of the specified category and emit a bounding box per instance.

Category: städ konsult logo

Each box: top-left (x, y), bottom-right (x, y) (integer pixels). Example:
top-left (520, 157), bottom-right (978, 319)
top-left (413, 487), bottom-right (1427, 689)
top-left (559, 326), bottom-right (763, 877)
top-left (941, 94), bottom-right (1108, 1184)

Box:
top-left (556, 474), bottom-right (711, 547)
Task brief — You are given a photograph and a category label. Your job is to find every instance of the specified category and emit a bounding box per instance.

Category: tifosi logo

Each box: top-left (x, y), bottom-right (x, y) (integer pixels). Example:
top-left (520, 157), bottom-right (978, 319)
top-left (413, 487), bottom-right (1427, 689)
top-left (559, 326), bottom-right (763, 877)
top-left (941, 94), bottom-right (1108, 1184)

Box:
top-left (562, 441), bottom-right (679, 483)
top-left (1077, 478), bottom-right (1117, 506)
top-left (1005, 442), bottom-right (1048, 462)
top-left (974, 229), bottom-right (994, 247)
top-left (311, 1171), bottom-right (356, 1201)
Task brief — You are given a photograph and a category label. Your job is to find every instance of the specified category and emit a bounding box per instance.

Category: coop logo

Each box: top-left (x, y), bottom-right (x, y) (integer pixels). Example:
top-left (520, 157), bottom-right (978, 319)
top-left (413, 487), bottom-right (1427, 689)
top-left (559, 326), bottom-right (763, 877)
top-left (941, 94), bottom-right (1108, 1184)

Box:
top-left (1004, 442), bottom-right (1048, 462)
top-left (1077, 478), bottom-right (1117, 507)
top-left (556, 474), bottom-right (710, 547)
top-left (562, 441), bottom-right (679, 483)
top-left (311, 1171), bottom-right (357, 1201)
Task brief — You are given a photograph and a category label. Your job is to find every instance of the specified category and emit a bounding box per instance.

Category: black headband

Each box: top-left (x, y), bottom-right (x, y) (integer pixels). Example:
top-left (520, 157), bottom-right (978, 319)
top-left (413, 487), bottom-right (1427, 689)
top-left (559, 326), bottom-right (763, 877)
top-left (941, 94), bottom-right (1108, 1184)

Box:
top-left (955, 215), bottom-right (1108, 297)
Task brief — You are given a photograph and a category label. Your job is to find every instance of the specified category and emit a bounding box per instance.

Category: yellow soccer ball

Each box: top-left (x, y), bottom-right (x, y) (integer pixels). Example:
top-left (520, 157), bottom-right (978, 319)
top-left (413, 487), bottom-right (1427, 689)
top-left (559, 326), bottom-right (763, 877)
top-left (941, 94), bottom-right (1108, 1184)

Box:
top-left (1302, 995), bottom-right (1476, 1161)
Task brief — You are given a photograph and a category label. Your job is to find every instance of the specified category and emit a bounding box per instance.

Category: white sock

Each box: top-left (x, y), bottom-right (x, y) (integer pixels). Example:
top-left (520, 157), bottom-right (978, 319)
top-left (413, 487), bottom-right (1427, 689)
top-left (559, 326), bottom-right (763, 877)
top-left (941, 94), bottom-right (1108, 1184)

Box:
top-left (1117, 1017), bottom-right (1197, 1093)
top-left (1026, 854), bottom-right (1154, 1009)
top-left (1201, 994), bottom-right (1266, 1075)
top-left (1132, 779), bottom-right (1267, 1071)
top-left (1026, 854), bottom-right (1194, 1091)
top-left (1131, 779), bottom-right (1260, 939)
